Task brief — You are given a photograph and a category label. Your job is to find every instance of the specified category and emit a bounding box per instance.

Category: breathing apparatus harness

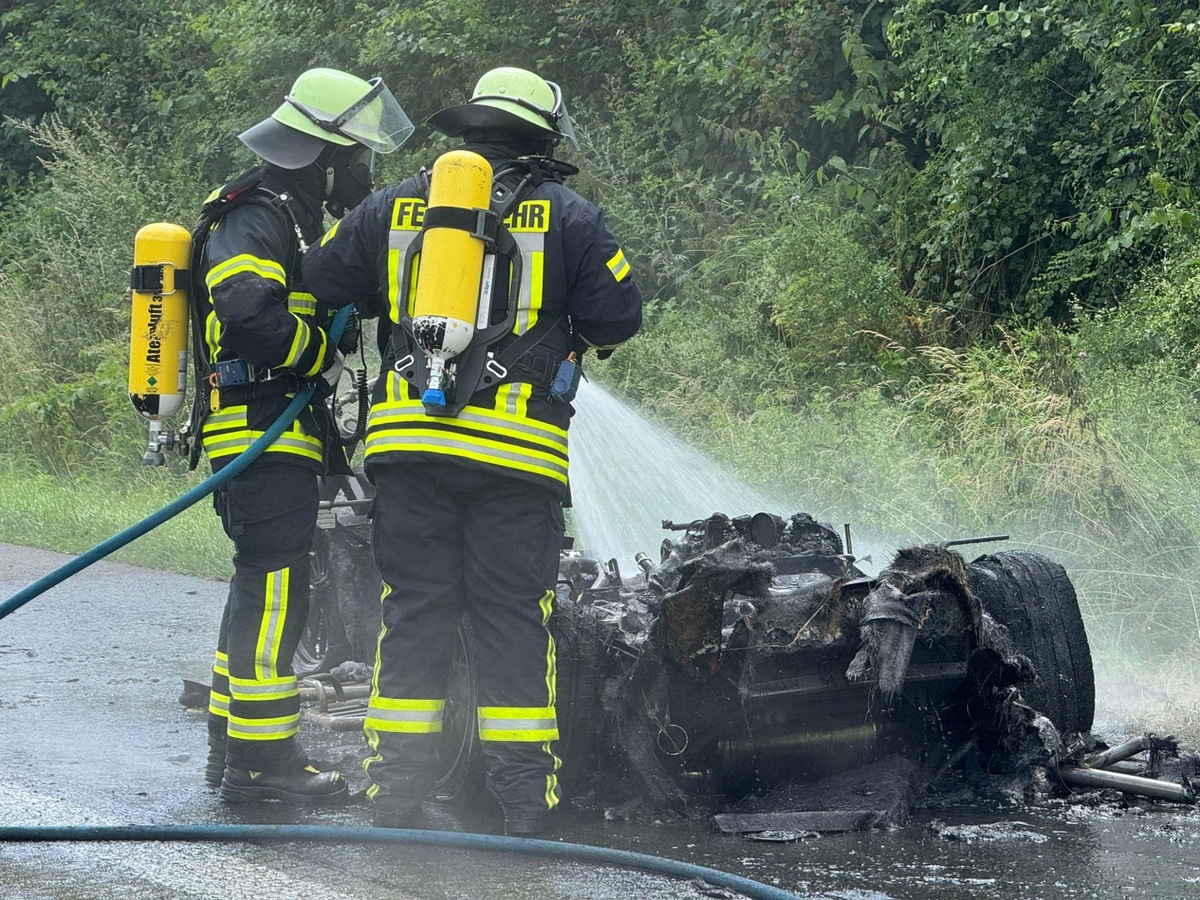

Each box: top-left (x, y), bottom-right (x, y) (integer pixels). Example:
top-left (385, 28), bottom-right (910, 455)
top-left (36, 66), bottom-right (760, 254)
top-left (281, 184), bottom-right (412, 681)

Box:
top-left (181, 165), bottom-right (367, 469)
top-left (390, 156), bottom-right (582, 418)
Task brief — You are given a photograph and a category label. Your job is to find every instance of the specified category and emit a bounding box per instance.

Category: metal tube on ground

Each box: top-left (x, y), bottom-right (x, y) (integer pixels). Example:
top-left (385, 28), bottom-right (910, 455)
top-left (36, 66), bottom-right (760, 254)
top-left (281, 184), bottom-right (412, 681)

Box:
top-left (1056, 764), bottom-right (1195, 804)
top-left (298, 682), bottom-right (372, 702)
top-left (306, 713), bottom-right (368, 731)
top-left (1083, 736), bottom-right (1148, 770)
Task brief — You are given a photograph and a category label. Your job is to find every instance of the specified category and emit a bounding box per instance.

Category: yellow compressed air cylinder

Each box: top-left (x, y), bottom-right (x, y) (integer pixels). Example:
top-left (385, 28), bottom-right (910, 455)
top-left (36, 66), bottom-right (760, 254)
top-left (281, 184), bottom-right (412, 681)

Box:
top-left (128, 222), bottom-right (191, 420)
top-left (411, 150), bottom-right (493, 364)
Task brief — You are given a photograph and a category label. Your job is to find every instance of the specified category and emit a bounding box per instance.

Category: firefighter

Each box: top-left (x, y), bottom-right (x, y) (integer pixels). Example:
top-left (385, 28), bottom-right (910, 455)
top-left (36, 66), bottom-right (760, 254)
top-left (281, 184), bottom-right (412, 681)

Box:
top-left (195, 68), bottom-right (412, 804)
top-left (301, 67), bottom-right (643, 834)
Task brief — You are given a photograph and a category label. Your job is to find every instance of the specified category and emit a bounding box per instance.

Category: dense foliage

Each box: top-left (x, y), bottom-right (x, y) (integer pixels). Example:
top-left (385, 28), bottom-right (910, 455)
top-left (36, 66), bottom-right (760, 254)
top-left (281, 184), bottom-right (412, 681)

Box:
top-left (5, 1), bottom-right (1200, 663)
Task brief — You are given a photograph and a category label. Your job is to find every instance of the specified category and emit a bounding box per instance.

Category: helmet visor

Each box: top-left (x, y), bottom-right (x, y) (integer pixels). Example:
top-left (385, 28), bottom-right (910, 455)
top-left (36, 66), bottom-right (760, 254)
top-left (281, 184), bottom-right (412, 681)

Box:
top-left (286, 78), bottom-right (414, 154)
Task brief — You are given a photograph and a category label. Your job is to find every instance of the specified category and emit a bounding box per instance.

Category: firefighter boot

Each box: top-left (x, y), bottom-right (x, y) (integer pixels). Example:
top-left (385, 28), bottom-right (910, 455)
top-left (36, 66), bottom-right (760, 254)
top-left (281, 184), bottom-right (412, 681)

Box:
top-left (504, 811), bottom-right (550, 837)
top-left (372, 802), bottom-right (424, 829)
top-left (220, 760), bottom-right (350, 805)
top-left (205, 732), bottom-right (227, 789)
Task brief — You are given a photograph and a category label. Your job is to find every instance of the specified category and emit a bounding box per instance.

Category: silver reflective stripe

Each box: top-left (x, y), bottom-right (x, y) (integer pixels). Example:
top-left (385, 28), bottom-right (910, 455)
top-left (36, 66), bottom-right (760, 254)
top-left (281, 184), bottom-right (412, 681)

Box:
top-left (226, 716), bottom-right (300, 738)
top-left (512, 232), bottom-right (544, 334)
top-left (365, 698), bottom-right (445, 734)
top-left (365, 706), bottom-right (444, 726)
top-left (370, 403), bottom-right (567, 449)
top-left (478, 715), bottom-right (558, 732)
top-left (366, 433), bottom-right (567, 478)
top-left (229, 676), bottom-right (298, 699)
top-left (387, 230), bottom-right (420, 252)
top-left (288, 292), bottom-right (318, 316)
top-left (205, 409), bottom-right (246, 427)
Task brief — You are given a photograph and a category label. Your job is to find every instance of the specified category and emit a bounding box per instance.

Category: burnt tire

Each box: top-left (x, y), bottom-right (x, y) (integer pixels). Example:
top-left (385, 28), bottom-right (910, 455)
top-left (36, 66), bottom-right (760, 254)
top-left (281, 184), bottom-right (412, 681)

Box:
top-left (967, 550), bottom-right (1094, 736)
top-left (433, 617), bottom-right (486, 801)
top-left (325, 522), bottom-right (381, 666)
top-left (295, 531), bottom-right (355, 677)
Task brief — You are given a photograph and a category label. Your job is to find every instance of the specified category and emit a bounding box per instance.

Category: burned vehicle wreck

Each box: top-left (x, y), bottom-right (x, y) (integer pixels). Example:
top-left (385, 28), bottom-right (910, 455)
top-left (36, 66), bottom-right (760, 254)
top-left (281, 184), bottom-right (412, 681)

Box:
top-left (293, 491), bottom-right (1118, 829)
top-left (539, 513), bottom-right (1096, 824)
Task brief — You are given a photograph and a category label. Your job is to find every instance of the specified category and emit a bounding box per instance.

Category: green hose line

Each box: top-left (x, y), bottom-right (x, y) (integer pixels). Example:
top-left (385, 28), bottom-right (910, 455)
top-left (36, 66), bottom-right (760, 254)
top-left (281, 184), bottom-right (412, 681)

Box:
top-left (0, 824), bottom-right (805, 900)
top-left (0, 304), bottom-right (809, 900)
top-left (0, 306), bottom-right (354, 623)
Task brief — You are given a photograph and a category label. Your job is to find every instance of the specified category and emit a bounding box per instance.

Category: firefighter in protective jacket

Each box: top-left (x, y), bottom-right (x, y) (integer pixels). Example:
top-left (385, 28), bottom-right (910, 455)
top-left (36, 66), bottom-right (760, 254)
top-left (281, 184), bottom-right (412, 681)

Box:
top-left (302, 67), bottom-right (643, 834)
top-left (195, 68), bottom-right (412, 803)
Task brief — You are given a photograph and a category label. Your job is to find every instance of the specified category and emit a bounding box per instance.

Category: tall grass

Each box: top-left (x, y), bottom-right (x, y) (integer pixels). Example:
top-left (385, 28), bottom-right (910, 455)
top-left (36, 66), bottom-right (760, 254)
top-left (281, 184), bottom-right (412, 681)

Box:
top-left (7, 107), bottom-right (1200, 739)
top-left (0, 457), bottom-right (230, 580)
top-left (0, 115), bottom-right (195, 475)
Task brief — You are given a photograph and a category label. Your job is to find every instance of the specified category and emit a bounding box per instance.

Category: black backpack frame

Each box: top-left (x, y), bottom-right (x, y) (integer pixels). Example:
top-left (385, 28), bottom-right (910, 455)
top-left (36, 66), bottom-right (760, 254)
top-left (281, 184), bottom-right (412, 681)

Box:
top-left (390, 159), bottom-right (570, 417)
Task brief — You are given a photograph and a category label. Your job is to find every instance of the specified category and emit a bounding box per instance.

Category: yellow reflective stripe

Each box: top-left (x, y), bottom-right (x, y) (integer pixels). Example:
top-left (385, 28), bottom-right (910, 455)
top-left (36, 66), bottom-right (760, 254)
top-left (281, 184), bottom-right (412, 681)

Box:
top-left (371, 398), bottom-right (567, 451)
top-left (229, 674), bottom-right (299, 701)
top-left (281, 315), bottom-right (309, 369)
top-left (540, 589), bottom-right (557, 709)
top-left (364, 430), bottom-right (568, 483)
top-left (255, 568), bottom-right (289, 680)
top-left (497, 382), bottom-right (531, 418)
top-left (319, 219), bottom-right (340, 247)
top-left (203, 408), bottom-right (247, 426)
top-left (205, 311), bottom-right (222, 358)
top-left (369, 697), bottom-right (446, 712)
top-left (226, 713), bottom-right (300, 741)
top-left (365, 697), bottom-right (446, 734)
top-left (528, 249), bottom-right (544, 316)
top-left (206, 254), bottom-right (286, 289)
top-left (369, 584), bottom-right (392, 705)
top-left (387, 247), bottom-right (403, 324)
top-left (201, 409), bottom-right (324, 462)
top-left (208, 692), bottom-right (230, 716)
top-left (387, 224), bottom-right (421, 321)
top-left (212, 651), bottom-right (229, 677)
top-left (288, 292), bottom-right (318, 316)
top-left (477, 706), bottom-right (559, 742)
top-left (545, 762), bottom-right (560, 811)
top-left (367, 410), bottom-right (567, 455)
top-left (514, 249), bottom-right (544, 334)
top-left (606, 249), bottom-right (631, 282)
top-left (204, 434), bottom-right (324, 462)
top-left (303, 322), bottom-right (328, 377)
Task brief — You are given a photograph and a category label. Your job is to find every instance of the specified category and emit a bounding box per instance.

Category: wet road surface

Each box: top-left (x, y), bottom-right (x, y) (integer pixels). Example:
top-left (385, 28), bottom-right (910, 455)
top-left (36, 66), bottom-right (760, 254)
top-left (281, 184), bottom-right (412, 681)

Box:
top-left (2, 542), bottom-right (1200, 899)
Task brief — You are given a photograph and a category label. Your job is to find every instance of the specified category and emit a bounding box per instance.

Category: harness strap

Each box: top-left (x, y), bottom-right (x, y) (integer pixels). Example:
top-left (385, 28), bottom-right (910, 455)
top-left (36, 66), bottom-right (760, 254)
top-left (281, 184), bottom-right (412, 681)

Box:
top-left (420, 206), bottom-right (499, 244)
top-left (389, 159), bottom-right (571, 415)
top-left (185, 173), bottom-right (309, 470)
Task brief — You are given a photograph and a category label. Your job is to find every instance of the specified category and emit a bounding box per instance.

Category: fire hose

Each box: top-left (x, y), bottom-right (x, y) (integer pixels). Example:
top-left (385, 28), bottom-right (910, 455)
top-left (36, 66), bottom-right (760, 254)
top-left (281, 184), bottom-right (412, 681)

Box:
top-left (0, 303), bottom-right (805, 899)
top-left (0, 305), bottom-right (355, 624)
top-left (0, 824), bottom-right (804, 900)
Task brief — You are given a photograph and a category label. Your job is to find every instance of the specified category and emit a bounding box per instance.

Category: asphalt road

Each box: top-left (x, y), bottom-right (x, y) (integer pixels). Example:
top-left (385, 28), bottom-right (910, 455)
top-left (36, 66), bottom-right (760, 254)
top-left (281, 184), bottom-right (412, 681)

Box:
top-left (3, 542), bottom-right (1200, 900)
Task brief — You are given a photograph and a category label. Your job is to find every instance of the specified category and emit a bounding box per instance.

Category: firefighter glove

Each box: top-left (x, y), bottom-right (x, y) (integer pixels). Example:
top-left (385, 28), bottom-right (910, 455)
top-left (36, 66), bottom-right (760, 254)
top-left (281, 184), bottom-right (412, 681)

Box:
top-left (320, 350), bottom-right (345, 395)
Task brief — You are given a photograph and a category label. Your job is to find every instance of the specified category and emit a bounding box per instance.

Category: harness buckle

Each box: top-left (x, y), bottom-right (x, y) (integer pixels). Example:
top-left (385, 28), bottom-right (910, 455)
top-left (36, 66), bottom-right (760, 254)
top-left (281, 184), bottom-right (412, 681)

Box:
top-left (212, 358), bottom-right (290, 387)
top-left (473, 208), bottom-right (499, 246)
top-left (130, 262), bottom-right (190, 295)
top-left (212, 358), bottom-right (251, 387)
top-left (393, 353), bottom-right (415, 375)
top-left (485, 357), bottom-right (508, 380)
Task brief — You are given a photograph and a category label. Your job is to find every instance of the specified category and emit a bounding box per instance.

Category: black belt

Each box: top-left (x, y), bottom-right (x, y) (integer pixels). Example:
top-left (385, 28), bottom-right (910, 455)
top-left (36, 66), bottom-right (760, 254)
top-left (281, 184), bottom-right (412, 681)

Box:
top-left (212, 358), bottom-right (296, 388)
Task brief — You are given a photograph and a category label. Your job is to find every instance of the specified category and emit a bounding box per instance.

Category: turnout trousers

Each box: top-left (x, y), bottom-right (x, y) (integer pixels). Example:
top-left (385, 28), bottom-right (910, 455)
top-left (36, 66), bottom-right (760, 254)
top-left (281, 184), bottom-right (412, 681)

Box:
top-left (365, 460), bottom-right (564, 819)
top-left (206, 460), bottom-right (318, 771)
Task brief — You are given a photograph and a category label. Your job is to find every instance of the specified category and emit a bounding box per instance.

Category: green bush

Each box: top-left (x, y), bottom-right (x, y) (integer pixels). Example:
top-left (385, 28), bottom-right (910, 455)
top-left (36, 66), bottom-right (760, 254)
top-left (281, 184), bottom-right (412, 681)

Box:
top-left (0, 114), bottom-right (192, 474)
